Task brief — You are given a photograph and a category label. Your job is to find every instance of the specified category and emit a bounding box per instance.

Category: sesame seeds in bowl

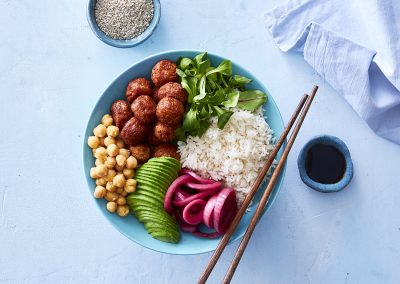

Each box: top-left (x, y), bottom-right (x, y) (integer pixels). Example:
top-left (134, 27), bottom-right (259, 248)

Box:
top-left (87, 0), bottom-right (161, 48)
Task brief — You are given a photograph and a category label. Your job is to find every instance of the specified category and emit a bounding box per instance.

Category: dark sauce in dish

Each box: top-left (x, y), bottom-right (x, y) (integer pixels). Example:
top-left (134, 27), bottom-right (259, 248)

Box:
top-left (305, 143), bottom-right (346, 184)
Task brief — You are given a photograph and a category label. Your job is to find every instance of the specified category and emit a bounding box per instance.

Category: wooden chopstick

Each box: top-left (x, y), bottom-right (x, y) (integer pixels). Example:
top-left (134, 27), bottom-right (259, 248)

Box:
top-left (198, 89), bottom-right (314, 284)
top-left (221, 85), bottom-right (319, 283)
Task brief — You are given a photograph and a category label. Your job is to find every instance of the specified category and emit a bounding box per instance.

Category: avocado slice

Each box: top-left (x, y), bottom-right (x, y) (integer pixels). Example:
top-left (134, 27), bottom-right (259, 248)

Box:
top-left (127, 194), bottom-right (164, 208)
top-left (150, 230), bottom-right (180, 243)
top-left (135, 171), bottom-right (173, 186)
top-left (136, 213), bottom-right (177, 227)
top-left (146, 159), bottom-right (181, 173)
top-left (147, 157), bottom-right (181, 170)
top-left (136, 186), bottom-right (165, 203)
top-left (146, 226), bottom-right (180, 241)
top-left (134, 209), bottom-right (176, 223)
top-left (139, 163), bottom-right (177, 178)
top-left (128, 200), bottom-right (164, 211)
top-left (135, 177), bottom-right (169, 193)
top-left (135, 175), bottom-right (170, 191)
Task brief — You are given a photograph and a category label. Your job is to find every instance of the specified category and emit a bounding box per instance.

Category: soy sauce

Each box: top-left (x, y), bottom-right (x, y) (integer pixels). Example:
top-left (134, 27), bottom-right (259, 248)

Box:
top-left (305, 143), bottom-right (346, 184)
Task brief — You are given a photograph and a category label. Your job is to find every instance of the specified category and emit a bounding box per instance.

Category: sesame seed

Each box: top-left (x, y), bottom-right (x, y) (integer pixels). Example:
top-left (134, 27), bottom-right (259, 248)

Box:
top-left (94, 0), bottom-right (154, 40)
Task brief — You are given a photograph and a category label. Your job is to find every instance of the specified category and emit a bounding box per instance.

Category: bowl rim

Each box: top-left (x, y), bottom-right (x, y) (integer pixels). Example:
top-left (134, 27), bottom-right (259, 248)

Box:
top-left (86, 0), bottom-right (161, 48)
top-left (297, 134), bottom-right (353, 193)
top-left (82, 49), bottom-right (287, 254)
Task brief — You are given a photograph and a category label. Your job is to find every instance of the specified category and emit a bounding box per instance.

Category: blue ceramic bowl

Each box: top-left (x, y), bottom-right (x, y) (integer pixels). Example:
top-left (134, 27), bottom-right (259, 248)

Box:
top-left (87, 0), bottom-right (161, 48)
top-left (297, 135), bottom-right (353, 193)
top-left (83, 50), bottom-right (286, 254)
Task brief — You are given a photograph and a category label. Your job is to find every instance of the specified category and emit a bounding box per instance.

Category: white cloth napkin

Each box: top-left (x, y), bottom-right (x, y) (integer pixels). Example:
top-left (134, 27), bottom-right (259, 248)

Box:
top-left (264, 0), bottom-right (400, 144)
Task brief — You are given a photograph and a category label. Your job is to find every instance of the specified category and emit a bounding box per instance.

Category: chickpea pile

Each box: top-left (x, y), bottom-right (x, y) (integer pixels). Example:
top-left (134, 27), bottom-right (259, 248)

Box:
top-left (88, 114), bottom-right (138, 217)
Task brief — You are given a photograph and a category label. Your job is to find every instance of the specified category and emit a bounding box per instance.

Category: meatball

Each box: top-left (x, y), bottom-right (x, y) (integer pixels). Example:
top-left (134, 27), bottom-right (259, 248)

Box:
top-left (125, 77), bottom-right (152, 103)
top-left (147, 130), bottom-right (163, 145)
top-left (130, 144), bottom-right (151, 164)
top-left (156, 97), bottom-right (185, 125)
top-left (110, 100), bottom-right (133, 130)
top-left (120, 117), bottom-right (150, 146)
top-left (157, 82), bottom-right (188, 104)
top-left (151, 60), bottom-right (178, 87)
top-left (153, 143), bottom-right (180, 160)
top-left (154, 122), bottom-right (177, 142)
top-left (131, 95), bottom-right (157, 124)
top-left (152, 87), bottom-right (160, 103)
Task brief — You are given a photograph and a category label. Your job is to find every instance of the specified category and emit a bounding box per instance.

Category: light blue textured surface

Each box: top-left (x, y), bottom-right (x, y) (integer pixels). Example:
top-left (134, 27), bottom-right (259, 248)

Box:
top-left (83, 50), bottom-right (286, 254)
top-left (1, 0), bottom-right (400, 283)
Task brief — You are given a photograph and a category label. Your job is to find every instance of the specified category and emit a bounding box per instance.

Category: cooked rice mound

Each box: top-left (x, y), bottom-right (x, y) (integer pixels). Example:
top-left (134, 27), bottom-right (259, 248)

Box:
top-left (177, 109), bottom-right (274, 204)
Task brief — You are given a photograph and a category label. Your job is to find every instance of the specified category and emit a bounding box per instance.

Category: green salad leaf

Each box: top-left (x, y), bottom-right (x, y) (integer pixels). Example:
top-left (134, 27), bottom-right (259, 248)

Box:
top-left (237, 90), bottom-right (268, 111)
top-left (176, 53), bottom-right (267, 141)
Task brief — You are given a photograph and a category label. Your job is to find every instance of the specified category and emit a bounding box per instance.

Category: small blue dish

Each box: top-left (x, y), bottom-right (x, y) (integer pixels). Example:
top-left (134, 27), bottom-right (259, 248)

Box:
top-left (87, 0), bottom-right (161, 48)
top-left (297, 135), bottom-right (353, 193)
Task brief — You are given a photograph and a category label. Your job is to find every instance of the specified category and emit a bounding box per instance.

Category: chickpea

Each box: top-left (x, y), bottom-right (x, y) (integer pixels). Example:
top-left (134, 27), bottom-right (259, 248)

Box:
top-left (95, 158), bottom-right (104, 166)
top-left (96, 178), bottom-right (107, 186)
top-left (113, 174), bottom-right (126, 188)
top-left (107, 125), bottom-right (119, 137)
top-left (116, 138), bottom-right (125, 148)
top-left (105, 169), bottom-right (117, 182)
top-left (116, 196), bottom-right (126, 205)
top-left (125, 179), bottom-right (137, 193)
top-left (123, 168), bottom-right (134, 179)
top-left (107, 144), bottom-right (119, 157)
top-left (101, 114), bottom-right (113, 127)
top-left (94, 186), bottom-right (106, 198)
top-left (106, 181), bottom-right (117, 192)
top-left (94, 147), bottom-right (107, 159)
top-left (104, 157), bottom-right (116, 169)
top-left (117, 205), bottom-right (129, 217)
top-left (105, 192), bottom-right (119, 202)
top-left (119, 148), bottom-right (130, 158)
top-left (96, 164), bottom-right (108, 178)
top-left (126, 156), bottom-right (138, 169)
top-left (115, 164), bottom-right (125, 171)
top-left (87, 136), bottom-right (100, 149)
top-left (121, 190), bottom-right (128, 197)
top-left (104, 136), bottom-right (116, 147)
top-left (93, 124), bottom-right (107, 138)
top-left (106, 201), bottom-right (117, 213)
top-left (125, 178), bottom-right (137, 187)
top-left (90, 167), bottom-right (99, 179)
top-left (99, 137), bottom-right (105, 146)
top-left (116, 187), bottom-right (124, 194)
top-left (116, 155), bottom-right (126, 167)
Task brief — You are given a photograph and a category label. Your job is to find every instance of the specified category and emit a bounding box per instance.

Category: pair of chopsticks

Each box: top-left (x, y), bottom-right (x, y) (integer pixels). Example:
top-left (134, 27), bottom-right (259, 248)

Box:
top-left (198, 85), bottom-right (319, 284)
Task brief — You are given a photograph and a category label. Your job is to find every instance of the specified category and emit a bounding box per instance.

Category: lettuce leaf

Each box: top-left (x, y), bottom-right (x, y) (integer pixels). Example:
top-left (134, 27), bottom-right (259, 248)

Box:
top-left (175, 53), bottom-right (267, 141)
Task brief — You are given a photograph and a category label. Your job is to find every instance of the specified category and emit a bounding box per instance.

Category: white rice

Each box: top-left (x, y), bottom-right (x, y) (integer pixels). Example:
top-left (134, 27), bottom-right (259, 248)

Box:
top-left (177, 109), bottom-right (275, 204)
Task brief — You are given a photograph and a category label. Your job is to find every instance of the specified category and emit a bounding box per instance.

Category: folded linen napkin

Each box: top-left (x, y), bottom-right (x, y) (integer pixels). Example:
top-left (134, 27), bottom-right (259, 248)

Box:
top-left (264, 0), bottom-right (400, 144)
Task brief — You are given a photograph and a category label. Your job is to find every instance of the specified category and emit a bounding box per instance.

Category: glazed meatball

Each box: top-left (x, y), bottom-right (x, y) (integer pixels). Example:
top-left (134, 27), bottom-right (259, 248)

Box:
top-left (120, 117), bottom-right (150, 146)
top-left (154, 122), bottom-right (177, 142)
top-left (147, 130), bottom-right (163, 145)
top-left (152, 87), bottom-right (160, 103)
top-left (151, 60), bottom-right (178, 87)
top-left (125, 77), bottom-right (152, 103)
top-left (156, 97), bottom-right (185, 125)
top-left (110, 100), bottom-right (133, 130)
top-left (157, 82), bottom-right (188, 104)
top-left (153, 143), bottom-right (180, 160)
top-left (131, 95), bottom-right (157, 124)
top-left (130, 144), bottom-right (151, 164)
